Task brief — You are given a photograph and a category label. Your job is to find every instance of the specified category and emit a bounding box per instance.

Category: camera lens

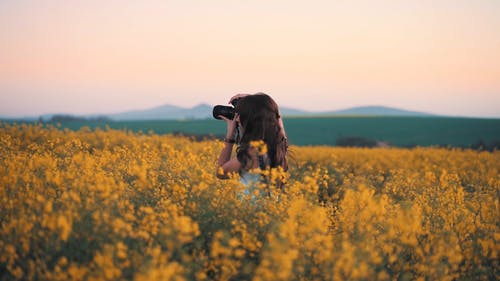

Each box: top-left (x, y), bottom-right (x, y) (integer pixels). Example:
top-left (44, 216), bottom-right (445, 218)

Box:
top-left (213, 105), bottom-right (235, 120)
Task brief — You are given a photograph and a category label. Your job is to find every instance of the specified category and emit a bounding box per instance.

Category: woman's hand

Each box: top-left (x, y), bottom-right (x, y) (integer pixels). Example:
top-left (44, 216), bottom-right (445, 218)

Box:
top-left (219, 113), bottom-right (239, 140)
top-left (229, 93), bottom-right (250, 105)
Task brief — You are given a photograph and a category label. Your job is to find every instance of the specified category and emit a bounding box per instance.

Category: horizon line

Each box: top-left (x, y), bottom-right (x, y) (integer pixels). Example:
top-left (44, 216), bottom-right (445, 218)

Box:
top-left (1, 102), bottom-right (499, 119)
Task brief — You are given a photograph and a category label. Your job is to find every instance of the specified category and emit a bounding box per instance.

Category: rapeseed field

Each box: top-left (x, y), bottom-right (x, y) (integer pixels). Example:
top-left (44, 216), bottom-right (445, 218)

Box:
top-left (1, 124), bottom-right (498, 280)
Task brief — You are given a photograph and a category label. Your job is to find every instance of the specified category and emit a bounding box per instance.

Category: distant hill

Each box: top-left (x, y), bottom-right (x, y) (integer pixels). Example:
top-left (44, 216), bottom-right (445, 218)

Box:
top-left (323, 106), bottom-right (434, 117)
top-left (108, 104), bottom-right (435, 120)
top-left (0, 104), bottom-right (437, 121)
top-left (280, 107), bottom-right (314, 116)
top-left (110, 103), bottom-right (213, 120)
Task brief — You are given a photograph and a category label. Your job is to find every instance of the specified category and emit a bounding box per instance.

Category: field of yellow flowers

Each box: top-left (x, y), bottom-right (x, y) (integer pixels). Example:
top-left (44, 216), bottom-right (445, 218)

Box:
top-left (1, 123), bottom-right (498, 280)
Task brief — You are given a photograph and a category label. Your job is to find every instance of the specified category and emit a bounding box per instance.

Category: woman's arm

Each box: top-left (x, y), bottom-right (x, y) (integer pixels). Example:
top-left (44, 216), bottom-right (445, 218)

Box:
top-left (217, 114), bottom-right (242, 179)
top-left (217, 141), bottom-right (234, 166)
top-left (217, 153), bottom-right (241, 179)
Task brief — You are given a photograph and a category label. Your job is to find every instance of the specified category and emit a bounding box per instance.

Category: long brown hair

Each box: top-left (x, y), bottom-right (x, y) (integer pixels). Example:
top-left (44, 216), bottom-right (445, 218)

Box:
top-left (235, 93), bottom-right (288, 172)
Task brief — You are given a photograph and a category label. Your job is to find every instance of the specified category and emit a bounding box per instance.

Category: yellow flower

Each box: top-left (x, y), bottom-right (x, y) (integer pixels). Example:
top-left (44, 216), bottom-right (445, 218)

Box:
top-left (57, 215), bottom-right (72, 241)
top-left (1, 123), bottom-right (498, 281)
top-left (250, 140), bottom-right (268, 156)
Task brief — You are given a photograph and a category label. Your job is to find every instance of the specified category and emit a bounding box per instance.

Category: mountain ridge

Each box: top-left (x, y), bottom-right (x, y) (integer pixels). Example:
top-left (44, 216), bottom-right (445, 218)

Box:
top-left (109, 103), bottom-right (437, 120)
top-left (2, 103), bottom-right (440, 121)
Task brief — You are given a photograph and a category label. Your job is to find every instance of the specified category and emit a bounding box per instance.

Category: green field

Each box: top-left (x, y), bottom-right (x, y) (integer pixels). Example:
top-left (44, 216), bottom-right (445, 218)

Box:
top-left (3, 116), bottom-right (500, 148)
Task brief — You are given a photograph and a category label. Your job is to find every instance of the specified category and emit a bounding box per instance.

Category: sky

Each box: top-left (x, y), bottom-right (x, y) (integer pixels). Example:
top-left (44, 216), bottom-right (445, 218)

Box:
top-left (0, 0), bottom-right (499, 118)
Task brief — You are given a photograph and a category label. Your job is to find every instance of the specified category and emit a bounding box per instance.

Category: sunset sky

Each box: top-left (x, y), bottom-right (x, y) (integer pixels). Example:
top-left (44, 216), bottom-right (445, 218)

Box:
top-left (1, 0), bottom-right (499, 117)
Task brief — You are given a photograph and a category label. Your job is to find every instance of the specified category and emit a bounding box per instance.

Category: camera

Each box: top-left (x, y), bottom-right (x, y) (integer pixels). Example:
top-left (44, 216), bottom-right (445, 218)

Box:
top-left (213, 98), bottom-right (239, 120)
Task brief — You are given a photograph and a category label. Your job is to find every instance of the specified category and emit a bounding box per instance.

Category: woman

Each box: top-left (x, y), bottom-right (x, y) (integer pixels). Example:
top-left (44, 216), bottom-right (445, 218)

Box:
top-left (217, 93), bottom-right (288, 187)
